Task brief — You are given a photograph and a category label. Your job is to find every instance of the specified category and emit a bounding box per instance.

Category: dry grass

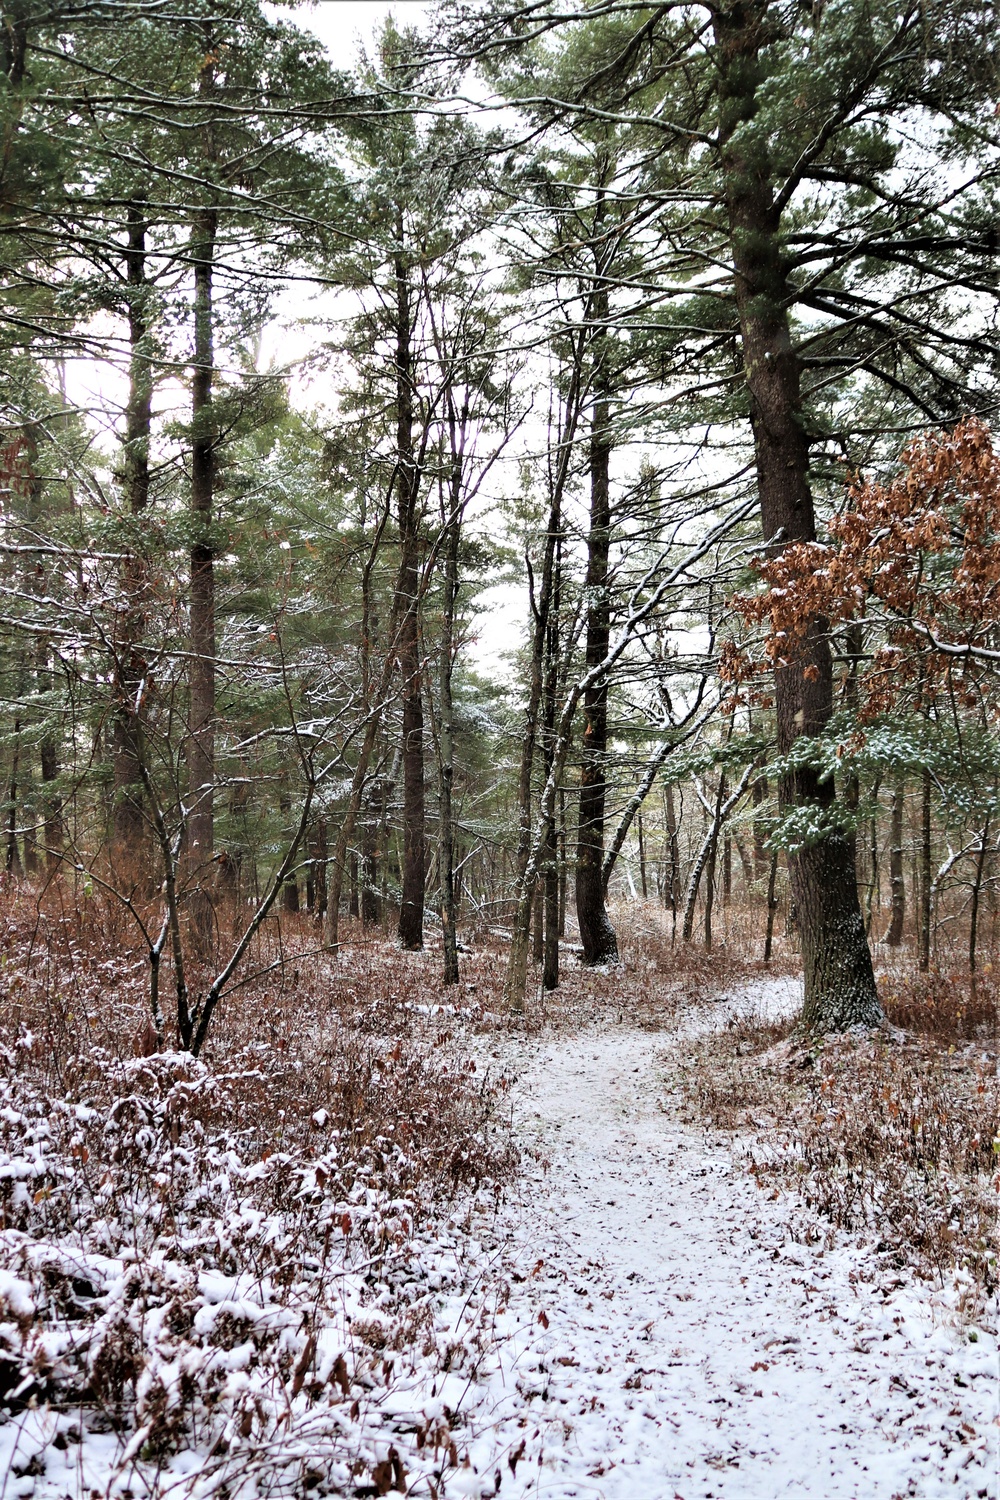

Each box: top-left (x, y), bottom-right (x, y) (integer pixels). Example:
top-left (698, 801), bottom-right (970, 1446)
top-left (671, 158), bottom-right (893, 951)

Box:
top-left (878, 967), bottom-right (999, 1042)
top-left (2, 872), bottom-right (994, 1490)
top-left (678, 1007), bottom-right (999, 1307)
top-left (0, 884), bottom-right (519, 1496)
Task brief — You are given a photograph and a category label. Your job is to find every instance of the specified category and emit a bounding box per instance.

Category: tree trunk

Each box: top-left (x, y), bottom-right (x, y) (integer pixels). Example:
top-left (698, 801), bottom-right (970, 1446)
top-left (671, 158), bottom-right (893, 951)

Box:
top-left (438, 486), bottom-right (460, 986)
top-left (558, 788), bottom-right (568, 938)
top-left (752, 775), bottom-right (768, 880)
top-left (312, 816), bottom-right (328, 918)
top-left (575, 284), bottom-right (618, 966)
top-left (637, 806), bottom-right (648, 898)
top-left (715, 1), bottom-right (879, 1030)
top-left (540, 518), bottom-right (563, 990)
top-left (114, 199), bottom-right (153, 858)
top-left (864, 774), bottom-right (881, 937)
top-left (764, 848), bottom-right (779, 962)
top-left (665, 784), bottom-right (681, 918)
top-left (542, 814), bottom-right (559, 990)
top-left (919, 766), bottom-right (932, 972)
top-left (5, 728), bottom-right (21, 876)
top-left (394, 246), bottom-right (425, 951)
top-left (703, 774), bottom-right (727, 950)
top-left (323, 606), bottom-right (405, 953)
top-left (510, 379), bottom-right (577, 978)
top-left (187, 204), bottom-right (218, 954)
top-left (969, 816), bottom-right (989, 975)
top-left (40, 732), bottom-right (61, 874)
top-left (361, 782), bottom-right (381, 927)
top-left (682, 820), bottom-right (714, 943)
top-left (532, 881), bottom-right (544, 963)
top-left (887, 778), bottom-right (905, 946)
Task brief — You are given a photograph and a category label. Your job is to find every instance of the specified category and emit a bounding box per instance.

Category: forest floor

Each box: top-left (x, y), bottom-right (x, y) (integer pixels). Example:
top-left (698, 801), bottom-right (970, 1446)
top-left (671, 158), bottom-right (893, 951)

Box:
top-left (451, 981), bottom-right (999, 1499)
top-left (0, 914), bottom-right (996, 1499)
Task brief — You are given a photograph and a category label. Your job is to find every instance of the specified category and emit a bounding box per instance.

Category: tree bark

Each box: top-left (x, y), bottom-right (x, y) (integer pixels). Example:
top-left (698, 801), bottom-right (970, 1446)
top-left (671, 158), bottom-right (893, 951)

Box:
top-left (360, 781), bottom-right (381, 927)
top-left (764, 848), bottom-right (779, 962)
top-left (637, 807), bottom-right (648, 898)
top-left (312, 816), bottom-right (327, 918)
top-left (575, 283), bottom-right (618, 966)
top-left (187, 202), bottom-right (218, 954)
top-left (394, 245), bottom-right (425, 951)
top-left (540, 518), bottom-right (563, 990)
top-left (752, 776), bottom-right (768, 880)
top-left (558, 788), bottom-right (568, 938)
top-left (532, 881), bottom-right (544, 963)
top-left (714, 0), bottom-right (880, 1030)
top-left (919, 766), bottom-right (932, 972)
top-left (969, 816), bottom-right (989, 975)
top-left (438, 477), bottom-right (461, 986)
top-left (113, 199), bottom-right (153, 858)
top-left (510, 364), bottom-right (579, 975)
top-left (5, 727), bottom-right (21, 876)
top-left (665, 784), bottom-right (681, 919)
top-left (280, 788), bottom-right (300, 913)
top-left (39, 731), bottom-right (61, 873)
top-left (703, 774), bottom-right (726, 949)
top-left (887, 778), bottom-right (905, 946)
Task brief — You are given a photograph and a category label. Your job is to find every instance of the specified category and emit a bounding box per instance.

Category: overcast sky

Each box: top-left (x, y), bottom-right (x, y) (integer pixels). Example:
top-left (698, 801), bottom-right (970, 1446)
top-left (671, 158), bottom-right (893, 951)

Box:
top-left (300, 1), bottom-right (431, 58)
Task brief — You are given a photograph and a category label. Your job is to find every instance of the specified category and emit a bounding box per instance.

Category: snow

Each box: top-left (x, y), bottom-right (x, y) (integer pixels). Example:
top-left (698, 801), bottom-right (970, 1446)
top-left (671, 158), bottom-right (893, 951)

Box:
top-left (0, 982), bottom-right (996, 1499)
top-left (450, 1018), bottom-right (999, 1499)
top-left (0, 1272), bottom-right (34, 1321)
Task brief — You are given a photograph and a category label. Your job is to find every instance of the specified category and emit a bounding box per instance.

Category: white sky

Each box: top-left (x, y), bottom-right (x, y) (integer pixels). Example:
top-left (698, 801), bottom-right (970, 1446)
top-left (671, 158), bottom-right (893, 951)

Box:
top-left (65, 0), bottom-right (526, 683)
top-left (288, 2), bottom-right (526, 682)
top-left (299, 1), bottom-right (431, 55)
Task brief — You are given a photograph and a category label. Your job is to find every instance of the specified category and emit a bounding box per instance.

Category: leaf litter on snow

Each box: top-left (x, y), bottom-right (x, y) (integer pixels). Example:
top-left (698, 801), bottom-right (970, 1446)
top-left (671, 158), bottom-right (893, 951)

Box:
top-left (0, 1000), bottom-right (521, 1500)
top-left (447, 986), bottom-right (999, 1500)
top-left (0, 955), bottom-right (996, 1500)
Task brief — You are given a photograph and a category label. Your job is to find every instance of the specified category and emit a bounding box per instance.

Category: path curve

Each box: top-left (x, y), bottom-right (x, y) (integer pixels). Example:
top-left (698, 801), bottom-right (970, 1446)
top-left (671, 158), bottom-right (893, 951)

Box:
top-left (455, 1022), bottom-right (998, 1500)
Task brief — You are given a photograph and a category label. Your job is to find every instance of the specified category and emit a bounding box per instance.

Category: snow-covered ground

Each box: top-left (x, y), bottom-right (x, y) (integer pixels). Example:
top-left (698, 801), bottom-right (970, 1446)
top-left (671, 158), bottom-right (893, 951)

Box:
top-left (451, 1011), bottom-right (999, 1499)
top-left (1, 981), bottom-right (996, 1499)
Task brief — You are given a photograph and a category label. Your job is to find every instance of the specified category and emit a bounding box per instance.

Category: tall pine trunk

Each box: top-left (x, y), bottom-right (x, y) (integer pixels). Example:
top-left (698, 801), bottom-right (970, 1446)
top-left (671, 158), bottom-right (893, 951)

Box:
top-left (113, 199), bottom-right (153, 859)
top-left (575, 283), bottom-right (618, 966)
top-left (509, 361), bottom-right (579, 994)
top-left (887, 778), bottom-right (905, 946)
top-left (715, 0), bottom-right (879, 1030)
top-left (665, 784), bottom-right (681, 920)
top-left (541, 523), bottom-right (562, 990)
top-left (969, 816), bottom-right (989, 975)
top-left (919, 767), bottom-right (932, 972)
top-left (438, 476), bottom-right (461, 986)
top-left (394, 247), bottom-right (424, 951)
top-left (5, 727), bottom-right (21, 875)
top-left (187, 204), bottom-right (218, 955)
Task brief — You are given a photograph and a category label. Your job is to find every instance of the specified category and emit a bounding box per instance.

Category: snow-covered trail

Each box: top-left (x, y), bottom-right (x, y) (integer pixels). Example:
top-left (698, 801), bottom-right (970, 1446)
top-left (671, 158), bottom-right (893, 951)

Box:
top-left (457, 1024), bottom-right (999, 1500)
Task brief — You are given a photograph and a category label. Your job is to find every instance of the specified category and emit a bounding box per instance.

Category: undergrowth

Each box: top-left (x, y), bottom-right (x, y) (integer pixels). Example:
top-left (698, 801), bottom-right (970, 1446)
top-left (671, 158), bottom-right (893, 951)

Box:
top-left (680, 1000), bottom-right (999, 1309)
top-left (0, 889), bottom-right (518, 1498)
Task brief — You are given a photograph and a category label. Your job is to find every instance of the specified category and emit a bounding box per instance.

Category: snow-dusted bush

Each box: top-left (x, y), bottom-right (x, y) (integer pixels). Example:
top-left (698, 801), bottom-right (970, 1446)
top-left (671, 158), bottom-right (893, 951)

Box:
top-left (0, 960), bottom-right (517, 1497)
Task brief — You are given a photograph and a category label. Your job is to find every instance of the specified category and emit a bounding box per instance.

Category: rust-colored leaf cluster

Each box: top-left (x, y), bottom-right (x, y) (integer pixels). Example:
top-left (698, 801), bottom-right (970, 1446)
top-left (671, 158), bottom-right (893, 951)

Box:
top-left (727, 418), bottom-right (1000, 713)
